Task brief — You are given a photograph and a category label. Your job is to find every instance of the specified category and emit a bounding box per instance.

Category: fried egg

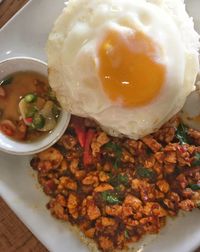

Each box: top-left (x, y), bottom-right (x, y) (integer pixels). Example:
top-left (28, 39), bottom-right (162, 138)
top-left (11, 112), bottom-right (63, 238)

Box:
top-left (47, 0), bottom-right (200, 139)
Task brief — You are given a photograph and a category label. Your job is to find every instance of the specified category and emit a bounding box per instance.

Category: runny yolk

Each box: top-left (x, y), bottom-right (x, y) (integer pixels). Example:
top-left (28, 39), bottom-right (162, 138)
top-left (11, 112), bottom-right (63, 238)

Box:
top-left (98, 31), bottom-right (166, 107)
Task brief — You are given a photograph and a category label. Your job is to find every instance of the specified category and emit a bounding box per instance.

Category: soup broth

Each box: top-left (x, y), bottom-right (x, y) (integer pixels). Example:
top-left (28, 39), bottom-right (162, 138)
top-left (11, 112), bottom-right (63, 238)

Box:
top-left (0, 71), bottom-right (60, 142)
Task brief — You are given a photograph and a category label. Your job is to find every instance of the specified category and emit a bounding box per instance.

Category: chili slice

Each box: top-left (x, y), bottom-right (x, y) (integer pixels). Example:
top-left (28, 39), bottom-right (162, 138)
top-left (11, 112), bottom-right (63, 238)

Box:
top-left (25, 117), bottom-right (33, 124)
top-left (73, 117), bottom-right (86, 148)
top-left (83, 129), bottom-right (95, 166)
top-left (0, 120), bottom-right (16, 137)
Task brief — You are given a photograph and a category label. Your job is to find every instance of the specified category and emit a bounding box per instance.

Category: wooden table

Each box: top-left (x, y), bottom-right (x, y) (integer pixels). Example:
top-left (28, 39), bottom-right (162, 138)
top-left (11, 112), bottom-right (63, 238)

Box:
top-left (0, 2), bottom-right (47, 252)
top-left (0, 1), bottom-right (200, 252)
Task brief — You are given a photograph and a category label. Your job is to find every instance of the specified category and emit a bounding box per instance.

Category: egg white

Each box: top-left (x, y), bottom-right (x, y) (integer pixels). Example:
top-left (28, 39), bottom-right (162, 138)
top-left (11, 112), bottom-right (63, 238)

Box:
top-left (47, 0), bottom-right (199, 139)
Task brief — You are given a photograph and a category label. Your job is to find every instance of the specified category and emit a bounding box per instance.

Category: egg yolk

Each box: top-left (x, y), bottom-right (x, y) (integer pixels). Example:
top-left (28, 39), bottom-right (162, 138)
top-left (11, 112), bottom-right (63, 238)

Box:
top-left (98, 31), bottom-right (166, 107)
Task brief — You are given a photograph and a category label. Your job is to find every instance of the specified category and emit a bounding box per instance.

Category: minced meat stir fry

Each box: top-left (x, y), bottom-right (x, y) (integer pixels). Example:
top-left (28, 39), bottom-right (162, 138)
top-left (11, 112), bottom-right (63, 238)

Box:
top-left (31, 116), bottom-right (200, 251)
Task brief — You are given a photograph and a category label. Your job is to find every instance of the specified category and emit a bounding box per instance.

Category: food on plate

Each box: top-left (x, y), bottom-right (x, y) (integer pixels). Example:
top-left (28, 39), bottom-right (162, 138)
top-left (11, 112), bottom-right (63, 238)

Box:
top-left (31, 115), bottom-right (200, 252)
top-left (0, 71), bottom-right (61, 142)
top-left (47, 0), bottom-right (200, 140)
top-left (38, 0), bottom-right (200, 250)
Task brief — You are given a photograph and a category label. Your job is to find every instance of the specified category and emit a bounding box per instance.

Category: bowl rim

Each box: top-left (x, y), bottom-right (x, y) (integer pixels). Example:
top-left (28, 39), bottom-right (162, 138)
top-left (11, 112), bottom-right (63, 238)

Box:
top-left (0, 56), bottom-right (71, 155)
top-left (0, 56), bottom-right (48, 66)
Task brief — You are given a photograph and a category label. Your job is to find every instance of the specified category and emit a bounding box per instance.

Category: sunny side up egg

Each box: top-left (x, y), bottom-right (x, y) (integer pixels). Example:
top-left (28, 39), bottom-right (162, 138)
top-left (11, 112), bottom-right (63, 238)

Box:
top-left (47, 0), bottom-right (200, 139)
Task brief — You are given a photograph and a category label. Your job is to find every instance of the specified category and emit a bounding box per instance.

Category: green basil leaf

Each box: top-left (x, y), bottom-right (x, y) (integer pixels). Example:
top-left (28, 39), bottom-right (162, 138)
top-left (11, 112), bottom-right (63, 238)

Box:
top-left (124, 230), bottom-right (130, 239)
top-left (101, 191), bottom-right (122, 205)
top-left (105, 142), bottom-right (122, 156)
top-left (136, 166), bottom-right (156, 180)
top-left (112, 159), bottom-right (121, 170)
top-left (176, 123), bottom-right (188, 145)
top-left (188, 184), bottom-right (200, 191)
top-left (0, 76), bottom-right (13, 86)
top-left (105, 142), bottom-right (122, 169)
top-left (192, 152), bottom-right (200, 167)
top-left (109, 174), bottom-right (129, 187)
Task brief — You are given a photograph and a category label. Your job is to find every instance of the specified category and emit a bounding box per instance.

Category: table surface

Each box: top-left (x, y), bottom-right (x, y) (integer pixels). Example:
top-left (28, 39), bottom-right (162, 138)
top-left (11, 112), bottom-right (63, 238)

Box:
top-left (0, 1), bottom-right (200, 252)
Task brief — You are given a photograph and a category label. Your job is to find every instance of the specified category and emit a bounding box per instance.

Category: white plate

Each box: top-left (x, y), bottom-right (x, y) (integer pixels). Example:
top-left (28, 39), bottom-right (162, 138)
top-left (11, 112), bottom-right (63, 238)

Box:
top-left (0, 1), bottom-right (200, 252)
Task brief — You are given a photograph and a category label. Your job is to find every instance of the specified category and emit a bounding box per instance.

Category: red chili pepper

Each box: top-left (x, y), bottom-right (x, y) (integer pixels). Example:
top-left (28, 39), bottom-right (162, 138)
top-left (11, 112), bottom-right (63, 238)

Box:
top-left (25, 117), bottom-right (33, 124)
top-left (83, 129), bottom-right (95, 166)
top-left (0, 124), bottom-right (14, 136)
top-left (0, 120), bottom-right (16, 137)
top-left (73, 117), bottom-right (86, 148)
top-left (177, 145), bottom-right (187, 153)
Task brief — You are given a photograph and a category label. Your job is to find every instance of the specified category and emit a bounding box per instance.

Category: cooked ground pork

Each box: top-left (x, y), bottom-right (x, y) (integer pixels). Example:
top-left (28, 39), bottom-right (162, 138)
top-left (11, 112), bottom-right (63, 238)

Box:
top-left (31, 116), bottom-right (200, 252)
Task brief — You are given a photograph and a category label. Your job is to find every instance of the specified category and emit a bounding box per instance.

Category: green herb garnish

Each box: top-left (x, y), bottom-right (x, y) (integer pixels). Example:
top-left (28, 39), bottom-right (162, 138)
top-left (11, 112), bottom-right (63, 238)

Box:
top-left (115, 185), bottom-right (123, 192)
top-left (188, 184), bottom-right (200, 191)
top-left (124, 230), bottom-right (130, 239)
top-left (176, 123), bottom-right (188, 145)
top-left (109, 174), bottom-right (129, 187)
top-left (101, 191), bottom-right (122, 205)
top-left (192, 152), bottom-right (200, 167)
top-left (136, 166), bottom-right (156, 180)
top-left (24, 93), bottom-right (37, 103)
top-left (33, 113), bottom-right (45, 129)
top-left (118, 174), bottom-right (129, 185)
top-left (113, 159), bottom-right (121, 169)
top-left (105, 142), bottom-right (122, 155)
top-left (25, 107), bottom-right (37, 118)
top-left (105, 142), bottom-right (122, 169)
top-left (0, 76), bottom-right (13, 86)
top-left (146, 148), bottom-right (153, 156)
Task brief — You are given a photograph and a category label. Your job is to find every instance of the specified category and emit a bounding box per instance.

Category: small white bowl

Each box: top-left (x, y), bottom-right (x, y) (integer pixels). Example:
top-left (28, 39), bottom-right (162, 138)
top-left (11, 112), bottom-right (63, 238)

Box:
top-left (0, 57), bottom-right (71, 155)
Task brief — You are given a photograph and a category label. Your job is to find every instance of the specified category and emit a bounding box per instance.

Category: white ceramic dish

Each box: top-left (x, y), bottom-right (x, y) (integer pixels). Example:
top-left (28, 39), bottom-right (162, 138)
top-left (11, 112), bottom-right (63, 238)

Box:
top-left (0, 1), bottom-right (199, 252)
top-left (0, 57), bottom-right (71, 155)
